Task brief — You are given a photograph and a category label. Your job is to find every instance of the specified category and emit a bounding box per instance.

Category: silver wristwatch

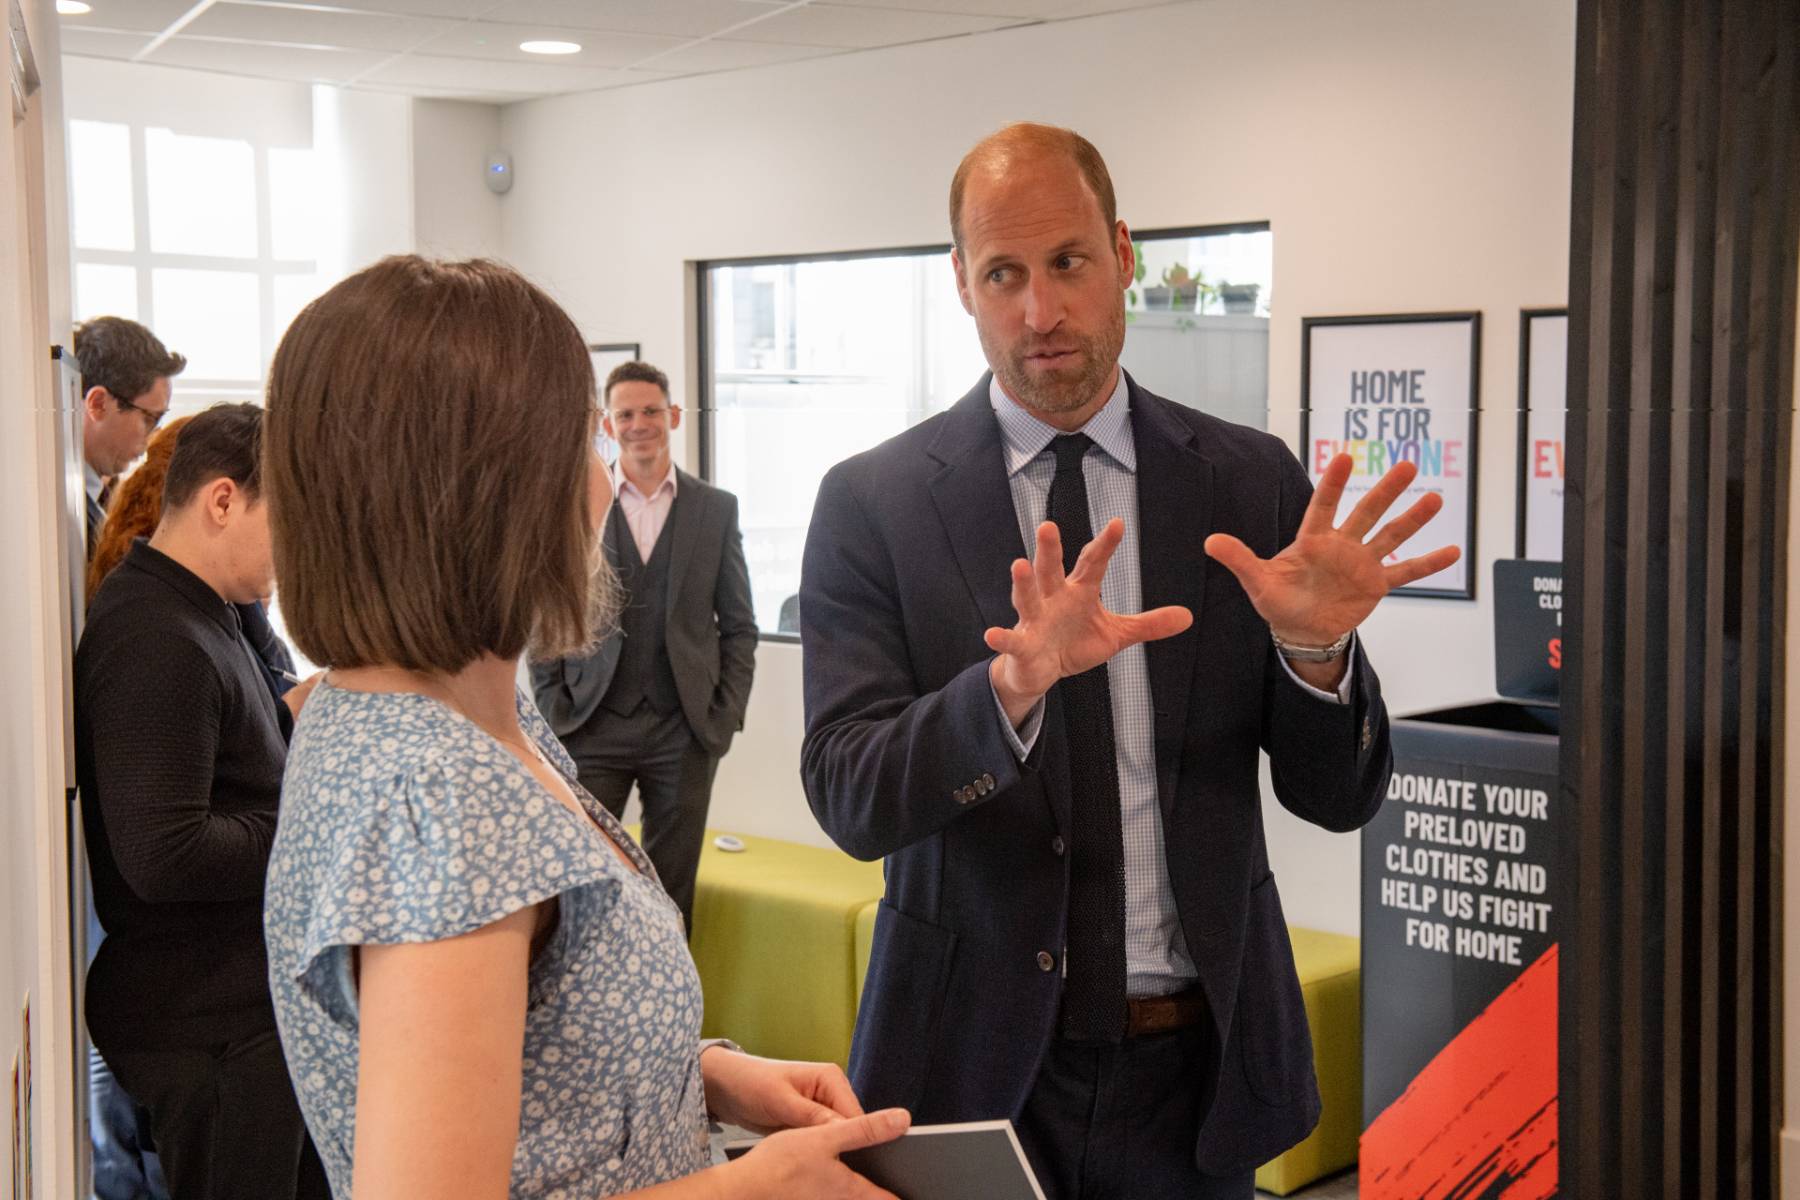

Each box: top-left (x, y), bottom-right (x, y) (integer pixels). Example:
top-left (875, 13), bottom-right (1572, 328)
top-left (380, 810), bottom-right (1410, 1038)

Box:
top-left (1271, 629), bottom-right (1354, 662)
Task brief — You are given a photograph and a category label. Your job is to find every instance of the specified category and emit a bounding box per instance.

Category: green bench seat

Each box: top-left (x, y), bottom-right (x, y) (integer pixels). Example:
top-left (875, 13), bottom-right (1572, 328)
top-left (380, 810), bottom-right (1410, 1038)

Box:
top-left (686, 829), bottom-right (885, 1068)
top-left (1254, 927), bottom-right (1361, 1196)
top-left (686, 831), bottom-right (1359, 1195)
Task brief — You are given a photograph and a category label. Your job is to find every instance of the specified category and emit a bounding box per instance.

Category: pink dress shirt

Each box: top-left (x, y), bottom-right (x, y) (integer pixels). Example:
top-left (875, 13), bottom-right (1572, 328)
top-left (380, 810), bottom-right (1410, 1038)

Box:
top-left (615, 465), bottom-right (678, 561)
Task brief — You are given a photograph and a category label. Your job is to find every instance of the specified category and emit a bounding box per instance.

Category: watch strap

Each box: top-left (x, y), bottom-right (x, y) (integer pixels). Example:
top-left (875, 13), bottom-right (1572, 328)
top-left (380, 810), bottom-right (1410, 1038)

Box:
top-left (1271, 628), bottom-right (1354, 662)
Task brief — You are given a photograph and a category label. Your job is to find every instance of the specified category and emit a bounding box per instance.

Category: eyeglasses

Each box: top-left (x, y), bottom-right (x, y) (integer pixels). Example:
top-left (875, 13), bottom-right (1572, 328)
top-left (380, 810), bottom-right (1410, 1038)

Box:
top-left (608, 405), bottom-right (671, 425)
top-left (117, 395), bottom-right (170, 431)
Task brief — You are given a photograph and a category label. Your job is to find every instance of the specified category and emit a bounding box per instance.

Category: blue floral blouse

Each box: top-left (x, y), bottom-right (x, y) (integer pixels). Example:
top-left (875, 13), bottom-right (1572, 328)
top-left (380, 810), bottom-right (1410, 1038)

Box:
top-left (264, 681), bottom-right (710, 1198)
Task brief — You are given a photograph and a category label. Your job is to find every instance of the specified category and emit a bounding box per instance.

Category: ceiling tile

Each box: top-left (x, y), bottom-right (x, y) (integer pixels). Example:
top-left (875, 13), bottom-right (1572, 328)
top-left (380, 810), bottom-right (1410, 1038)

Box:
top-left (268, 0), bottom-right (503, 17)
top-left (58, 0), bottom-right (201, 35)
top-left (190, 4), bottom-right (460, 53)
top-left (812, 0), bottom-right (1075, 16)
top-left (817, 0), bottom-right (1169, 16)
top-left (1035, 0), bottom-right (1175, 16)
top-left (733, 4), bottom-right (1029, 48)
top-left (358, 52), bottom-right (650, 93)
top-left (633, 36), bottom-right (840, 72)
top-left (407, 20), bottom-right (685, 68)
top-left (61, 0), bottom-right (1170, 103)
top-left (490, 0), bottom-right (788, 39)
top-left (144, 36), bottom-right (392, 84)
top-left (356, 80), bottom-right (538, 103)
top-left (58, 26), bottom-right (157, 58)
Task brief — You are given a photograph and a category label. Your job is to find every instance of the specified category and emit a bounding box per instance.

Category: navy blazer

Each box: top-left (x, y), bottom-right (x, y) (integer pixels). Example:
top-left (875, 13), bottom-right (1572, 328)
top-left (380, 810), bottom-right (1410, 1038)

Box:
top-left (799, 374), bottom-right (1392, 1174)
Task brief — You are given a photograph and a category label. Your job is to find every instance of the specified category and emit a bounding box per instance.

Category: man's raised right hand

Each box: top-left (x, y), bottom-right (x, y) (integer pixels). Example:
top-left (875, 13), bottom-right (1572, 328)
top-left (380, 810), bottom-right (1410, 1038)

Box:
top-left (984, 519), bottom-right (1193, 727)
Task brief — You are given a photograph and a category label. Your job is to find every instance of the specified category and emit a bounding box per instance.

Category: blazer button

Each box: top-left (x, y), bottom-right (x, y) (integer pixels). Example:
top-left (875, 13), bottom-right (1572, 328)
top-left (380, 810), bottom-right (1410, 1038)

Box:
top-left (973, 777), bottom-right (989, 797)
top-left (981, 772), bottom-right (996, 789)
top-left (957, 786), bottom-right (975, 805)
top-left (1036, 950), bottom-right (1056, 972)
top-left (1052, 836), bottom-right (1066, 857)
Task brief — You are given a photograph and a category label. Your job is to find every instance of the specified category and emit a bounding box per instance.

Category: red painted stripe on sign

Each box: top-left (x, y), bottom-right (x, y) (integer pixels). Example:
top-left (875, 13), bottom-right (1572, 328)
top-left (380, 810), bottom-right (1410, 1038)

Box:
top-left (1361, 943), bottom-right (1558, 1199)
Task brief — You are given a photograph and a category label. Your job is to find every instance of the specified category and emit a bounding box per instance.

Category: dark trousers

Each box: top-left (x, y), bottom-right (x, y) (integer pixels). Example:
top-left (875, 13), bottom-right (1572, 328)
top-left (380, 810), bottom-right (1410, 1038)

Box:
top-left (101, 1028), bottom-right (327, 1200)
top-left (90, 1044), bottom-right (167, 1199)
top-left (87, 899), bottom-right (168, 1200)
top-left (571, 703), bottom-right (719, 934)
top-left (1015, 1026), bottom-right (1255, 1200)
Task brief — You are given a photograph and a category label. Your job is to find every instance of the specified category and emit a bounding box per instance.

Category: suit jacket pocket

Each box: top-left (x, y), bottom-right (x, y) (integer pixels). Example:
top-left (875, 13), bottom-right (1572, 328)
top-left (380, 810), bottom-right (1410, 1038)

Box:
top-left (849, 901), bottom-right (958, 1113)
top-left (1236, 873), bottom-right (1316, 1107)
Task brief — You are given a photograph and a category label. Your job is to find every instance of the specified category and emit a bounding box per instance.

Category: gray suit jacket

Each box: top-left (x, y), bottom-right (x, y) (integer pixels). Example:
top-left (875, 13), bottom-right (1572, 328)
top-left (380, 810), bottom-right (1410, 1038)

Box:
top-left (531, 468), bottom-right (757, 759)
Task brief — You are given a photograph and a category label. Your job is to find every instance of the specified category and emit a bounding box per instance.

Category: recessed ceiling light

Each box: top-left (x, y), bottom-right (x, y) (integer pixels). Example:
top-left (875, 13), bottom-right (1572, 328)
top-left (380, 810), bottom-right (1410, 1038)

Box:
top-left (519, 39), bottom-right (581, 55)
top-left (57, 1), bottom-right (92, 14)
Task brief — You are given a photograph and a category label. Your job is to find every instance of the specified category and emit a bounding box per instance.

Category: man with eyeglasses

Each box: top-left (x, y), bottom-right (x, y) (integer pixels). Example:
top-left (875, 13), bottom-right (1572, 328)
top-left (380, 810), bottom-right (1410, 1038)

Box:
top-left (74, 316), bottom-right (185, 559)
top-left (531, 360), bottom-right (758, 935)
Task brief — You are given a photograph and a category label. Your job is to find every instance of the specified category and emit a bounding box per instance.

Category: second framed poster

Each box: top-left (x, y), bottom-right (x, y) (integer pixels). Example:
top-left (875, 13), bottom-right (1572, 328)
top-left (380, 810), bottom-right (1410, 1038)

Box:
top-left (1301, 312), bottom-right (1480, 600)
top-left (1516, 309), bottom-right (1567, 560)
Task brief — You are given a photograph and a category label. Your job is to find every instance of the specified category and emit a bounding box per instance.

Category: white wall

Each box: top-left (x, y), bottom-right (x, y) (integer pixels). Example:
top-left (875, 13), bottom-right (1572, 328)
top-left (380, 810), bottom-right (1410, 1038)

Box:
top-left (62, 56), bottom-right (312, 144)
top-left (2, 2), bottom-right (79, 1195)
top-left (494, 0), bottom-right (1576, 932)
top-left (313, 84), bottom-right (414, 284)
top-left (413, 99), bottom-right (504, 261)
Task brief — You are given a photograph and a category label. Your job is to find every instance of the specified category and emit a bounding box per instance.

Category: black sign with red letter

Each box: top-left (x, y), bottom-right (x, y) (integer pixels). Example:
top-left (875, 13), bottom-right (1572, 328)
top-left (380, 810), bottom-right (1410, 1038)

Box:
top-left (1493, 560), bottom-right (1561, 704)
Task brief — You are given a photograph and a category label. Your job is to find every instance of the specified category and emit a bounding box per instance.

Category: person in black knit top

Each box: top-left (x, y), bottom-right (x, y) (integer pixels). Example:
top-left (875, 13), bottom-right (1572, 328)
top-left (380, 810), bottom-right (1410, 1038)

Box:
top-left (74, 403), bottom-right (326, 1200)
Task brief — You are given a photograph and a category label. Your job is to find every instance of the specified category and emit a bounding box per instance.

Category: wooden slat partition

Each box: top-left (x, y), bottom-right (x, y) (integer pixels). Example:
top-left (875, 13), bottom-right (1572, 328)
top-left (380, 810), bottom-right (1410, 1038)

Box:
top-left (1561, 0), bottom-right (1796, 1197)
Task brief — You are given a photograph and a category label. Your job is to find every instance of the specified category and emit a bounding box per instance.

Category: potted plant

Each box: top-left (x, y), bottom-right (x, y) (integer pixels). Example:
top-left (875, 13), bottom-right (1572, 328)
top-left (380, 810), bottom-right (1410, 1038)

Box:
top-left (1161, 263), bottom-right (1210, 312)
top-left (1141, 257), bottom-right (1171, 310)
top-left (1218, 280), bottom-right (1261, 315)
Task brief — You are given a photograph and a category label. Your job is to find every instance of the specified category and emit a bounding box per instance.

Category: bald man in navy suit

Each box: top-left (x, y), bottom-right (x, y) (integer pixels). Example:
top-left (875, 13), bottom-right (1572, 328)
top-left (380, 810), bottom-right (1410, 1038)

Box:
top-left (800, 124), bottom-right (1459, 1200)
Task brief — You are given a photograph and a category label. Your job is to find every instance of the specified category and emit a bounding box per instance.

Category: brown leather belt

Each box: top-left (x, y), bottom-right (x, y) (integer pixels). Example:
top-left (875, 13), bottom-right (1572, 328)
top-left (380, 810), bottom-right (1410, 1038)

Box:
top-left (1124, 985), bottom-right (1209, 1037)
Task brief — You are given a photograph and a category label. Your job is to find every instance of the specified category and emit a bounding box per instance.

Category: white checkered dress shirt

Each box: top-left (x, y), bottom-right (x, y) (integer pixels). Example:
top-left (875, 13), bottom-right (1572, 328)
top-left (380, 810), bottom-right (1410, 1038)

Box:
top-left (986, 371), bottom-right (1348, 997)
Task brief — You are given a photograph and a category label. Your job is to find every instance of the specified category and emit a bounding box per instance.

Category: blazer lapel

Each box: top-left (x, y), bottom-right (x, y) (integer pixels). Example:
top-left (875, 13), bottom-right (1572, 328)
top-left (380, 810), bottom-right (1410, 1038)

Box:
top-left (926, 377), bottom-right (1028, 637)
top-left (603, 498), bottom-right (627, 559)
top-left (569, 503), bottom-right (628, 698)
top-left (661, 474), bottom-right (699, 629)
top-left (1129, 377), bottom-right (1211, 818)
top-left (929, 378), bottom-right (1071, 836)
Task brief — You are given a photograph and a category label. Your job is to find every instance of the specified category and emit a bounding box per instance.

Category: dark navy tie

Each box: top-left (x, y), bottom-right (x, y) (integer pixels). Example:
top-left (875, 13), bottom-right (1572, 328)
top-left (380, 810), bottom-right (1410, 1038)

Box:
top-left (1047, 433), bottom-right (1128, 1042)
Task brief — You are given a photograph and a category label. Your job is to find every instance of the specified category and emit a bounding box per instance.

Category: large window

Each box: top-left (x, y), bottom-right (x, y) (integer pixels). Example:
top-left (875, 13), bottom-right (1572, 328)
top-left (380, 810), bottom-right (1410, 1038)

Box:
top-left (700, 224), bottom-right (1272, 638)
top-left (67, 118), bottom-right (321, 414)
top-left (69, 111), bottom-right (328, 670)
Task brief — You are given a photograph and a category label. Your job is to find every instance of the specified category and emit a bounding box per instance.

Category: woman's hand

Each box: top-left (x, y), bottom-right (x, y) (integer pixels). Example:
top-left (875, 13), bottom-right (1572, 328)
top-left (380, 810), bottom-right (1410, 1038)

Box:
top-left (699, 1047), bottom-right (864, 1134)
top-left (725, 1109), bottom-right (911, 1200)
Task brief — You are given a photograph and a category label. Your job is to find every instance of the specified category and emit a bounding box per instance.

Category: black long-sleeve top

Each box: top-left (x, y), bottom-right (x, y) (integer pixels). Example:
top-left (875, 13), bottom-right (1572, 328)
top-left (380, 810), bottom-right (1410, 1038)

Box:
top-left (75, 540), bottom-right (293, 1051)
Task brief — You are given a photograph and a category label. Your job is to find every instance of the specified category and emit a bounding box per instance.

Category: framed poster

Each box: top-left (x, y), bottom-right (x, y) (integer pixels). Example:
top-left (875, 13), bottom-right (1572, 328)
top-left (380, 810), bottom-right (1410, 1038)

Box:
top-left (589, 341), bottom-right (641, 386)
top-left (1515, 310), bottom-right (1567, 560)
top-left (1301, 312), bottom-right (1480, 600)
top-left (589, 343), bottom-right (641, 468)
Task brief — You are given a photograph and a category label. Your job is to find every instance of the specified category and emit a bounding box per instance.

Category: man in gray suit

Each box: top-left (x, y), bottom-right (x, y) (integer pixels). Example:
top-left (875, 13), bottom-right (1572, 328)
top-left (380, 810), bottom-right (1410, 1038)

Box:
top-left (532, 360), bottom-right (757, 932)
top-left (76, 316), bottom-right (184, 559)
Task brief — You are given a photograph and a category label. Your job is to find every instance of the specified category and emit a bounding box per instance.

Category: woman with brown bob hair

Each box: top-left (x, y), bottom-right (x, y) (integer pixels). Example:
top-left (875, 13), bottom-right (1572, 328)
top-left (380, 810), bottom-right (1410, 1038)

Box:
top-left (260, 256), bottom-right (906, 1200)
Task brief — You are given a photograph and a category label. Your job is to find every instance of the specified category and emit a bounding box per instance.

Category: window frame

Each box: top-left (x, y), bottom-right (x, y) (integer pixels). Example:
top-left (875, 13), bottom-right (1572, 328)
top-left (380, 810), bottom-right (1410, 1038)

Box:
top-left (694, 221), bottom-right (1271, 644)
top-left (68, 118), bottom-right (318, 408)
